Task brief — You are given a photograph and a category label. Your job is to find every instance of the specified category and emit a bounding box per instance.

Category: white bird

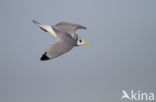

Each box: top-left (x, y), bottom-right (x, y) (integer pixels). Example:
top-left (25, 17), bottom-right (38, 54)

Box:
top-left (32, 20), bottom-right (89, 61)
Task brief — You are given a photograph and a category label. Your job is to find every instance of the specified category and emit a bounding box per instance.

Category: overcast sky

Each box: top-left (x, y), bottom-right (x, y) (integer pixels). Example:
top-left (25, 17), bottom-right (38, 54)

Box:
top-left (0, 0), bottom-right (156, 102)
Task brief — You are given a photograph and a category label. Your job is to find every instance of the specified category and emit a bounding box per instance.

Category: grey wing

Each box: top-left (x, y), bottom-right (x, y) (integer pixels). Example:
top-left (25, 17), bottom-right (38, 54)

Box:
top-left (54, 22), bottom-right (87, 34)
top-left (40, 41), bottom-right (74, 61)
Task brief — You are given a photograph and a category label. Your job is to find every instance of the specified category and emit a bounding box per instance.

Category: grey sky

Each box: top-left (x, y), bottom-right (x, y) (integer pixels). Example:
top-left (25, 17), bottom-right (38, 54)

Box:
top-left (0, 0), bottom-right (156, 102)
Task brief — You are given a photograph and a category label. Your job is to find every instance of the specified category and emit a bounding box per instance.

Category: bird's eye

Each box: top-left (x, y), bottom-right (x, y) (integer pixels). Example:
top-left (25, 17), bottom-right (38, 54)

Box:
top-left (79, 39), bottom-right (82, 42)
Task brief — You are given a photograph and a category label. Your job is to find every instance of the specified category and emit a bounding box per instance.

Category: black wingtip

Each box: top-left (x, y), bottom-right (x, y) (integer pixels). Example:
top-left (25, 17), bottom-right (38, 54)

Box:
top-left (78, 26), bottom-right (87, 30)
top-left (32, 20), bottom-right (40, 25)
top-left (83, 26), bottom-right (87, 30)
top-left (40, 52), bottom-right (50, 61)
top-left (32, 20), bottom-right (37, 23)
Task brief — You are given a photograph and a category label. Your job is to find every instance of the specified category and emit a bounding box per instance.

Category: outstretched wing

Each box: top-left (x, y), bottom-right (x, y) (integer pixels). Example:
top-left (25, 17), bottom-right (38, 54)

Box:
top-left (32, 20), bottom-right (58, 39)
top-left (54, 22), bottom-right (87, 34)
top-left (40, 41), bottom-right (74, 61)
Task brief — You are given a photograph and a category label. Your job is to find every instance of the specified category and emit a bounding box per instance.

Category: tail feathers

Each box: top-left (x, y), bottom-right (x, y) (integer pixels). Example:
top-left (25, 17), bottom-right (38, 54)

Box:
top-left (40, 52), bottom-right (50, 61)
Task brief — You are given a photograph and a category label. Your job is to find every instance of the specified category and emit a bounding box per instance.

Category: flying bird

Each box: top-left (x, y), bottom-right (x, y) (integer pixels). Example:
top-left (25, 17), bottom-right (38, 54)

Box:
top-left (32, 20), bottom-right (89, 61)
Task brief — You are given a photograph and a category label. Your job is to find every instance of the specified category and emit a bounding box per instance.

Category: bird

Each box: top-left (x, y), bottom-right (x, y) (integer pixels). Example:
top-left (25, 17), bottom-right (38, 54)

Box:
top-left (121, 90), bottom-right (130, 100)
top-left (32, 20), bottom-right (89, 61)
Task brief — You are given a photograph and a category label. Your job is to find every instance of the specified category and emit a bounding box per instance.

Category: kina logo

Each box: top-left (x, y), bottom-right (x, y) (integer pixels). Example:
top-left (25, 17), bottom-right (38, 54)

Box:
top-left (121, 90), bottom-right (155, 101)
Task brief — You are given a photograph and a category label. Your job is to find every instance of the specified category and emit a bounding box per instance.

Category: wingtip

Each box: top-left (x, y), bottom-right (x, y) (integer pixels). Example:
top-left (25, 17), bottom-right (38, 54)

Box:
top-left (79, 26), bottom-right (87, 30)
top-left (32, 20), bottom-right (39, 24)
top-left (40, 52), bottom-right (50, 61)
top-left (84, 26), bottom-right (87, 30)
top-left (32, 20), bottom-right (36, 23)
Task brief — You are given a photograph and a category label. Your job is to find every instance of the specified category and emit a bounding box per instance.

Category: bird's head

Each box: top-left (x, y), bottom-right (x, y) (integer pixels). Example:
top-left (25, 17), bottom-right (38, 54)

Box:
top-left (76, 36), bottom-right (89, 47)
